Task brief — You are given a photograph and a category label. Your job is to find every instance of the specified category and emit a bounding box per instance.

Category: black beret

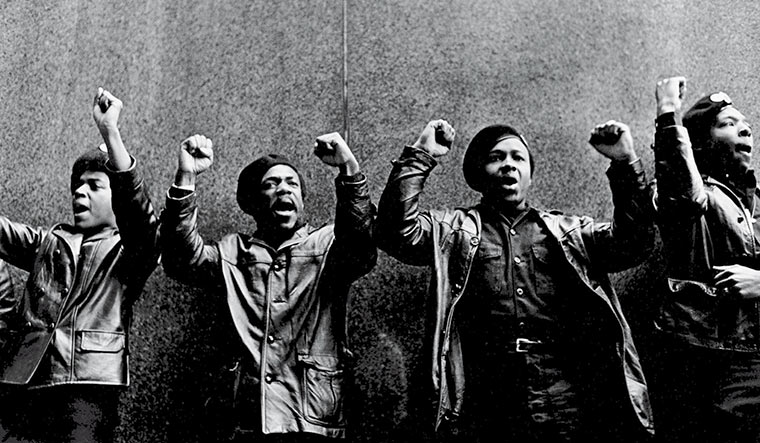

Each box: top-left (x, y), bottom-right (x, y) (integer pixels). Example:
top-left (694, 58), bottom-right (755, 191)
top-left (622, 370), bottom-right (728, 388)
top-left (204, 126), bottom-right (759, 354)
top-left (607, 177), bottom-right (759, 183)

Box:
top-left (462, 124), bottom-right (533, 193)
top-left (683, 92), bottom-right (733, 150)
top-left (236, 154), bottom-right (304, 216)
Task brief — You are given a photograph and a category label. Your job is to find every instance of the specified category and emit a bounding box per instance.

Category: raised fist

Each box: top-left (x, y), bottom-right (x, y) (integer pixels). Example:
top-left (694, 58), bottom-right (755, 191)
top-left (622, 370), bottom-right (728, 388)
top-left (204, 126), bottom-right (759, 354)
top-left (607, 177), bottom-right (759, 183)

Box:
top-left (92, 87), bottom-right (123, 136)
top-left (412, 119), bottom-right (455, 158)
top-left (656, 76), bottom-right (686, 116)
top-left (589, 120), bottom-right (636, 162)
top-left (178, 134), bottom-right (214, 176)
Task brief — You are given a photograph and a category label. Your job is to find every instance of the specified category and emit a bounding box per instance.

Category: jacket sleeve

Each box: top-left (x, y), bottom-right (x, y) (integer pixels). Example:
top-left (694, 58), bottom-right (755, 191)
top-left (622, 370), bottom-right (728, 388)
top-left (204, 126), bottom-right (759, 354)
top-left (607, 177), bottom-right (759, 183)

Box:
top-left (0, 259), bottom-right (19, 346)
top-left (585, 158), bottom-right (656, 273)
top-left (328, 172), bottom-right (377, 280)
top-left (652, 112), bottom-right (708, 218)
top-left (375, 146), bottom-right (439, 266)
top-left (0, 216), bottom-right (46, 272)
top-left (107, 157), bottom-right (160, 283)
top-left (160, 188), bottom-right (222, 288)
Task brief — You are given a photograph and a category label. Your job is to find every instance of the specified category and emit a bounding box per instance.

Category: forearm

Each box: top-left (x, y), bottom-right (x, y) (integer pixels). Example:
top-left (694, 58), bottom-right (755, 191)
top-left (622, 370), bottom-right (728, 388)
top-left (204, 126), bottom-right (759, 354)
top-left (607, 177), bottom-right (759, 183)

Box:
top-left (108, 160), bottom-right (160, 265)
top-left (332, 172), bottom-right (376, 275)
top-left (593, 160), bottom-right (655, 271)
top-left (100, 126), bottom-right (131, 171)
top-left (375, 146), bottom-right (436, 264)
top-left (0, 216), bottom-right (44, 272)
top-left (160, 190), bottom-right (221, 285)
top-left (653, 115), bottom-right (707, 216)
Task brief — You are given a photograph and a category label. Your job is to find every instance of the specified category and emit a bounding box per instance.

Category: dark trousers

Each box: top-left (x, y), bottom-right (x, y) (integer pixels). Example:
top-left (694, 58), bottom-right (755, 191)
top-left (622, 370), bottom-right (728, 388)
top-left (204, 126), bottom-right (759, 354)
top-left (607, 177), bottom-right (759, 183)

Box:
top-left (440, 348), bottom-right (651, 443)
top-left (0, 384), bottom-right (121, 443)
top-left (653, 338), bottom-right (760, 443)
top-left (231, 432), bottom-right (336, 443)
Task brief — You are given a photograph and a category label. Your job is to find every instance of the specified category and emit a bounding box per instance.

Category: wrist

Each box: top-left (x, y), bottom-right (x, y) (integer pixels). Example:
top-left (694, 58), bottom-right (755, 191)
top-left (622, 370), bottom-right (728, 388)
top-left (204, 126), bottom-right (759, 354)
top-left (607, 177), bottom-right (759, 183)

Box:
top-left (657, 100), bottom-right (678, 116)
top-left (338, 157), bottom-right (360, 176)
top-left (174, 170), bottom-right (197, 187)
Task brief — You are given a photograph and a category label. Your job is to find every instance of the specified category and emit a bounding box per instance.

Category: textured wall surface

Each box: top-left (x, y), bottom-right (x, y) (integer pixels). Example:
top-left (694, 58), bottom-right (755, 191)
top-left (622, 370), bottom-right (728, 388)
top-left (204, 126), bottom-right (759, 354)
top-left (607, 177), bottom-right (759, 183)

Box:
top-left (1, 1), bottom-right (760, 441)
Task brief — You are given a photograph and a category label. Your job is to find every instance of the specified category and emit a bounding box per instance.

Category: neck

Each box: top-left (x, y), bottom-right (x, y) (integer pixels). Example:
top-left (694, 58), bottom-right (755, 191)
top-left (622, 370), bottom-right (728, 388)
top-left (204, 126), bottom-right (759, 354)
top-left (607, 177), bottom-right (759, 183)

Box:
top-left (255, 223), bottom-right (299, 249)
top-left (482, 195), bottom-right (528, 218)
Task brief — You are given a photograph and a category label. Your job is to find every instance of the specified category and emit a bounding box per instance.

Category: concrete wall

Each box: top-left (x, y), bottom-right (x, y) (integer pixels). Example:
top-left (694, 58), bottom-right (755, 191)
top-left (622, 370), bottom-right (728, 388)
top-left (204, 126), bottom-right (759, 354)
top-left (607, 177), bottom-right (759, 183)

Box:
top-left (1, 1), bottom-right (759, 441)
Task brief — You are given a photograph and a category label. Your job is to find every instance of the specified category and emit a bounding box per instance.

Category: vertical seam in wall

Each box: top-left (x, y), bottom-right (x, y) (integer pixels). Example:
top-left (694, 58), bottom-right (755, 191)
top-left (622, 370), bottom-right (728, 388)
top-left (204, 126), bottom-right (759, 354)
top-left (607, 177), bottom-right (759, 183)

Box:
top-left (342, 0), bottom-right (350, 146)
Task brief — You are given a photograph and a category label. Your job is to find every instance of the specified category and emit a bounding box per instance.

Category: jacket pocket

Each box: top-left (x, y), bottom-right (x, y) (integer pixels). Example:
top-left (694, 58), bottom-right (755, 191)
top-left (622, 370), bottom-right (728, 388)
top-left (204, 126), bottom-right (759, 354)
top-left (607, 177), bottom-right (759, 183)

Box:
top-left (77, 330), bottom-right (125, 353)
top-left (299, 354), bottom-right (346, 427)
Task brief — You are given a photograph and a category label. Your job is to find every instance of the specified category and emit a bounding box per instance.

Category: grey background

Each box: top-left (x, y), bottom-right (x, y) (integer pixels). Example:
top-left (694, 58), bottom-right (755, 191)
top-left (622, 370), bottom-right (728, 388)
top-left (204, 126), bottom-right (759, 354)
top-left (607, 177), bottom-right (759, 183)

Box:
top-left (1, 0), bottom-right (759, 441)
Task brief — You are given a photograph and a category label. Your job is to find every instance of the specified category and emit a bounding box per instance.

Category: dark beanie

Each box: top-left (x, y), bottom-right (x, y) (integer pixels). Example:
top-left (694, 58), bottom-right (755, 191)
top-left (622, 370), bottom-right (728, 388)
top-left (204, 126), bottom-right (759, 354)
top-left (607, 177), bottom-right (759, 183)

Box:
top-left (462, 124), bottom-right (533, 192)
top-left (236, 154), bottom-right (305, 216)
top-left (683, 92), bottom-right (733, 151)
top-left (70, 145), bottom-right (109, 193)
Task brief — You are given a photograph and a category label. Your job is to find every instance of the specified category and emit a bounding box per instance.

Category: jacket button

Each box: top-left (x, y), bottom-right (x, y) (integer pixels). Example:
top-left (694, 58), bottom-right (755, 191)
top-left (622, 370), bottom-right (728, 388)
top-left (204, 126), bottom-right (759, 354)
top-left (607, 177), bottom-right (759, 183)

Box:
top-left (47, 322), bottom-right (55, 331)
top-left (61, 287), bottom-right (68, 295)
top-left (267, 335), bottom-right (276, 344)
top-left (453, 283), bottom-right (462, 292)
top-left (514, 257), bottom-right (522, 264)
top-left (516, 288), bottom-right (524, 296)
top-left (509, 229), bottom-right (516, 236)
top-left (470, 237), bottom-right (479, 246)
top-left (25, 321), bottom-right (32, 328)
top-left (272, 261), bottom-right (284, 271)
top-left (265, 374), bottom-right (275, 383)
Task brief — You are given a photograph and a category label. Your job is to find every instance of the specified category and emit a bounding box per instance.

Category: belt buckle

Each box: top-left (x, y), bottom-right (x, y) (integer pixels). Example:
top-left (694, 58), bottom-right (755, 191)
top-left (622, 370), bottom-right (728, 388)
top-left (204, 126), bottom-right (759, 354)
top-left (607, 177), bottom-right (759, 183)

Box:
top-left (515, 338), bottom-right (542, 353)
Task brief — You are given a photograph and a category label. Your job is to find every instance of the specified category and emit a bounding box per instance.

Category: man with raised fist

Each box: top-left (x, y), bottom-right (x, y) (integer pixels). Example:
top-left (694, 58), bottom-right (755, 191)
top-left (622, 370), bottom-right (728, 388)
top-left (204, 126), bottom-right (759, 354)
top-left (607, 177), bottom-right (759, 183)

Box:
top-left (376, 119), bottom-right (655, 442)
top-left (652, 76), bottom-right (760, 442)
top-left (160, 132), bottom-right (375, 442)
top-left (0, 88), bottom-right (160, 443)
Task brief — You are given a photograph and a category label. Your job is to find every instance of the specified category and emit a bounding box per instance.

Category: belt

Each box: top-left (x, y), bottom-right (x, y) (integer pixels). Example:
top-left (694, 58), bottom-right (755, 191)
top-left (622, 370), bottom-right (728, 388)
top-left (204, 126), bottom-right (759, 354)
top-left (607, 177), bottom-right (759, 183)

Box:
top-left (514, 338), bottom-right (549, 353)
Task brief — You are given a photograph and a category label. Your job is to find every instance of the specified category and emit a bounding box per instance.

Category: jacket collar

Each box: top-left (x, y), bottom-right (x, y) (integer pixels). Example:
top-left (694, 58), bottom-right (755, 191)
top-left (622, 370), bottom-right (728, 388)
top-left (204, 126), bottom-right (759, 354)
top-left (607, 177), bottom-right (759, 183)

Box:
top-left (249, 223), bottom-right (313, 252)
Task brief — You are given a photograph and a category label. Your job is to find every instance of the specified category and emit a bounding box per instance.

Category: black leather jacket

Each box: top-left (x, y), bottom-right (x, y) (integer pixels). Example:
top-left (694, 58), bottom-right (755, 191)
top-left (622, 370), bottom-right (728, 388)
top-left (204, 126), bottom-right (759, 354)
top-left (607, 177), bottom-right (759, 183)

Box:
top-left (0, 160), bottom-right (159, 387)
top-left (654, 117), bottom-right (760, 351)
top-left (160, 174), bottom-right (376, 438)
top-left (376, 146), bottom-right (655, 434)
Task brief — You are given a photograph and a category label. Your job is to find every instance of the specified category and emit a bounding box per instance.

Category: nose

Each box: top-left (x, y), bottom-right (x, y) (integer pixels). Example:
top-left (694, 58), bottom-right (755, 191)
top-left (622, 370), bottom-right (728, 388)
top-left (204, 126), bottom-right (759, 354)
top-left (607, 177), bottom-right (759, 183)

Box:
top-left (739, 124), bottom-right (752, 138)
top-left (500, 159), bottom-right (518, 172)
top-left (275, 182), bottom-right (293, 195)
top-left (72, 183), bottom-right (88, 198)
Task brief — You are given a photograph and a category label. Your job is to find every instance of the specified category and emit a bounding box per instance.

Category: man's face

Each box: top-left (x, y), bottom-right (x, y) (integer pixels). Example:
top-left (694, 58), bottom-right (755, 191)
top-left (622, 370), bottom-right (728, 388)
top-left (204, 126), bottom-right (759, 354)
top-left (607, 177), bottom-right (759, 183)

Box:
top-left (481, 137), bottom-right (532, 209)
top-left (258, 165), bottom-right (304, 232)
top-left (710, 106), bottom-right (754, 174)
top-left (71, 171), bottom-right (116, 233)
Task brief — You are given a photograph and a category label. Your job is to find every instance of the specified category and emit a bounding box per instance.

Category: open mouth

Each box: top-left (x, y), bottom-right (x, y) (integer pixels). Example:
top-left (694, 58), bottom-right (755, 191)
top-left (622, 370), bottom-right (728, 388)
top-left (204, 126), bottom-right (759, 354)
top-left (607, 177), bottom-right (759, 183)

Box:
top-left (737, 144), bottom-right (752, 154)
top-left (72, 202), bottom-right (89, 214)
top-left (502, 176), bottom-right (518, 186)
top-left (272, 200), bottom-right (296, 215)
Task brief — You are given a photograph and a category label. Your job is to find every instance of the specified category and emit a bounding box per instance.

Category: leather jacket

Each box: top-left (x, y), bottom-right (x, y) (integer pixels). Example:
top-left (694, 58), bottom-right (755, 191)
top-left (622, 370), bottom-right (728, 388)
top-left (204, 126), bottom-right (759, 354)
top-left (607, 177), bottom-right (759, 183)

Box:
top-left (0, 259), bottom-right (17, 347)
top-left (160, 174), bottom-right (376, 438)
top-left (0, 161), bottom-right (159, 387)
top-left (376, 146), bottom-right (655, 434)
top-left (654, 116), bottom-right (760, 351)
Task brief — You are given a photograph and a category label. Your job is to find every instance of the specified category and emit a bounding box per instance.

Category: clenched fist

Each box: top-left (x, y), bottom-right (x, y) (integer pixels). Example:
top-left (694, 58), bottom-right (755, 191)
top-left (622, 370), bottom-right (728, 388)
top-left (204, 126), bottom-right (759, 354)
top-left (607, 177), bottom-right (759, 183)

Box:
top-left (175, 134), bottom-right (214, 187)
top-left (412, 119), bottom-right (455, 158)
top-left (589, 120), bottom-right (636, 163)
top-left (314, 132), bottom-right (359, 176)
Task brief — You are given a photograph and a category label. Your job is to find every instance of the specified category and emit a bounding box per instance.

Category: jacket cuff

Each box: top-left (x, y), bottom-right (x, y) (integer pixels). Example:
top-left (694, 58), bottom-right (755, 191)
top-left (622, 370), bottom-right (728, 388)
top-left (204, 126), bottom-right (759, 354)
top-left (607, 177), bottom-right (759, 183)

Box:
top-left (335, 172), bottom-right (369, 199)
top-left (656, 112), bottom-right (680, 129)
top-left (105, 156), bottom-right (141, 191)
top-left (165, 188), bottom-right (197, 215)
top-left (607, 158), bottom-right (645, 185)
top-left (336, 171), bottom-right (366, 184)
top-left (395, 146), bottom-right (438, 169)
